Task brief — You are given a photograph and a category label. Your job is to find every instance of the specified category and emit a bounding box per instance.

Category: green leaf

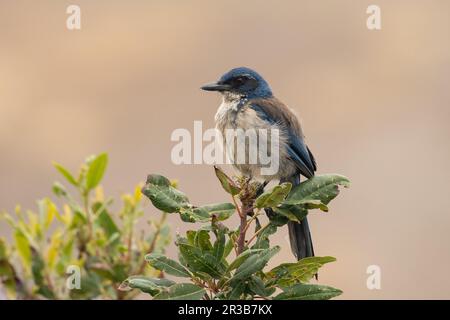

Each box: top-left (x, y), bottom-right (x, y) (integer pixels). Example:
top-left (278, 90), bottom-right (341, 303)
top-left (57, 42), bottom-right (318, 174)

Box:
top-left (145, 253), bottom-right (190, 278)
top-left (271, 202), bottom-right (312, 225)
top-left (0, 257), bottom-right (17, 299)
top-left (267, 256), bottom-right (336, 285)
top-left (227, 249), bottom-right (264, 272)
top-left (146, 174), bottom-right (171, 187)
top-left (31, 248), bottom-right (55, 299)
top-left (179, 207), bottom-right (210, 223)
top-left (248, 275), bottom-right (270, 297)
top-left (273, 207), bottom-right (300, 222)
top-left (193, 230), bottom-right (213, 252)
top-left (56, 238), bottom-right (74, 275)
top-left (186, 231), bottom-right (196, 245)
top-left (142, 174), bottom-right (190, 213)
top-left (178, 243), bottom-right (224, 278)
top-left (228, 281), bottom-right (247, 299)
top-left (119, 276), bottom-right (175, 295)
top-left (284, 174), bottom-right (350, 208)
top-left (153, 283), bottom-right (206, 300)
top-left (69, 209), bottom-right (87, 229)
top-left (194, 271), bottom-right (214, 282)
top-left (14, 230), bottom-right (31, 272)
top-left (37, 198), bottom-right (58, 231)
top-left (274, 284), bottom-right (342, 300)
top-left (214, 166), bottom-right (240, 196)
top-left (0, 239), bottom-right (18, 299)
top-left (288, 199), bottom-right (329, 211)
top-left (199, 203), bottom-right (235, 221)
top-left (52, 182), bottom-right (67, 197)
top-left (231, 246), bottom-right (280, 282)
top-left (53, 162), bottom-right (78, 186)
top-left (251, 224), bottom-right (277, 249)
top-left (255, 183), bottom-right (292, 209)
top-left (85, 153), bottom-right (108, 190)
top-left (223, 238), bottom-right (234, 259)
top-left (90, 264), bottom-right (116, 282)
top-left (93, 202), bottom-right (120, 238)
top-left (31, 249), bottom-right (52, 297)
top-left (212, 228), bottom-right (226, 261)
top-left (69, 273), bottom-right (102, 299)
top-left (0, 238), bottom-right (7, 260)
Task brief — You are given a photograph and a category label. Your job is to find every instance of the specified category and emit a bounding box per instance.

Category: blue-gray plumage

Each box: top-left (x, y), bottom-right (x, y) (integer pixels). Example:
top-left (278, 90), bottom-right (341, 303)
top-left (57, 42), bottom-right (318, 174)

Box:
top-left (201, 67), bottom-right (317, 260)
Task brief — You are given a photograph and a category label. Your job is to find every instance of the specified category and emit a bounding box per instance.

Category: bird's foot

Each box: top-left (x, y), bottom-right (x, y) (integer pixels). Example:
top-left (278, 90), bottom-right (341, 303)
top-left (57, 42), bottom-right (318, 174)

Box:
top-left (255, 180), bottom-right (269, 197)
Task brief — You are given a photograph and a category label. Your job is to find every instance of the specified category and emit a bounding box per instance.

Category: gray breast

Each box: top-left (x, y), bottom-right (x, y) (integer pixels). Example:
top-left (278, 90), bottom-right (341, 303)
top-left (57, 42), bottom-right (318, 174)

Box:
top-left (213, 98), bottom-right (295, 180)
top-left (214, 99), bottom-right (242, 131)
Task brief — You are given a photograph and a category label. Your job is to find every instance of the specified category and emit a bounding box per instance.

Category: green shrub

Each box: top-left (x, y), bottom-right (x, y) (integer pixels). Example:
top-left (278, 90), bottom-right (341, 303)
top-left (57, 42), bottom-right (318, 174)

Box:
top-left (120, 166), bottom-right (349, 300)
top-left (0, 153), bottom-right (349, 300)
top-left (0, 154), bottom-right (170, 299)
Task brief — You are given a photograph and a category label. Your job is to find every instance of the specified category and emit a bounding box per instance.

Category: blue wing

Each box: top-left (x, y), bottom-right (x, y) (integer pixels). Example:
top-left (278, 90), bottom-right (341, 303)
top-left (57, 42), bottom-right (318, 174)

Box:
top-left (249, 102), bottom-right (316, 178)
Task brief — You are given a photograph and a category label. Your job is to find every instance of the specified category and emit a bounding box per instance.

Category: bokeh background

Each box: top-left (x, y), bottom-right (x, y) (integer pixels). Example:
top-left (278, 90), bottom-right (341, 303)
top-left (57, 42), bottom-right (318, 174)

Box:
top-left (1, 0), bottom-right (450, 299)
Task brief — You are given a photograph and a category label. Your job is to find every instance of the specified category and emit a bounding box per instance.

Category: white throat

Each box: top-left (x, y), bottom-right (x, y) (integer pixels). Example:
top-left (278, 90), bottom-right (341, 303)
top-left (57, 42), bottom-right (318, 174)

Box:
top-left (214, 96), bottom-right (242, 123)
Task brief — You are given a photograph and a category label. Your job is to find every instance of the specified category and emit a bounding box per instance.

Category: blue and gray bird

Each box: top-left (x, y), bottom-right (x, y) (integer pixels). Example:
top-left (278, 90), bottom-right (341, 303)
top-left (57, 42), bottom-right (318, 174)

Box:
top-left (201, 67), bottom-right (317, 260)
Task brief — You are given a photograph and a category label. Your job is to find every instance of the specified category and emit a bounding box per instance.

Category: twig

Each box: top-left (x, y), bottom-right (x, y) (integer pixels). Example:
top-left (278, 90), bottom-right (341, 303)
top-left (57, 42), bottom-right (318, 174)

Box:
top-left (83, 193), bottom-right (93, 240)
top-left (236, 213), bottom-right (247, 255)
top-left (136, 212), bottom-right (167, 275)
top-left (231, 195), bottom-right (243, 218)
top-left (242, 210), bottom-right (261, 233)
top-left (247, 223), bottom-right (270, 246)
top-left (235, 179), bottom-right (257, 255)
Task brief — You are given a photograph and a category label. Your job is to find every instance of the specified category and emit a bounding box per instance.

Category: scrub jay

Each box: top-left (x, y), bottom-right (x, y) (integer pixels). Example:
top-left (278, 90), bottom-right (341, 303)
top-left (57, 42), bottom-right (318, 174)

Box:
top-left (201, 67), bottom-right (317, 260)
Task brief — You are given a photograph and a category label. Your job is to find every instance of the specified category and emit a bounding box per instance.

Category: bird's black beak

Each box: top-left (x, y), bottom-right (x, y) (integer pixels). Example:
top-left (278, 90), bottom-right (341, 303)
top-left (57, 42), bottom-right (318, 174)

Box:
top-left (201, 82), bottom-right (231, 92)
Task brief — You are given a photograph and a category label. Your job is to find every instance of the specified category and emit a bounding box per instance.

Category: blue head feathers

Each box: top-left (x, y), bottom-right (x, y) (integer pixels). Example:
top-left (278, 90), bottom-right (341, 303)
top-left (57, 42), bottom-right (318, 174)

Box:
top-left (201, 67), bottom-right (273, 99)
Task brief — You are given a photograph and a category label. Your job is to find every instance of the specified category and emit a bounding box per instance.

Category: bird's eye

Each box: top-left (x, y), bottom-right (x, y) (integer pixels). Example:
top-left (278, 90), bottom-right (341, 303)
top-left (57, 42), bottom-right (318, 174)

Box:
top-left (235, 77), bottom-right (245, 85)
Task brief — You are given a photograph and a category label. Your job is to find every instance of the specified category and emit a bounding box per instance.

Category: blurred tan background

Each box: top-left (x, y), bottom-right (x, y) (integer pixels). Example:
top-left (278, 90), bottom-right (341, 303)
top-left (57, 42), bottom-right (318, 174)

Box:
top-left (1, 0), bottom-right (450, 299)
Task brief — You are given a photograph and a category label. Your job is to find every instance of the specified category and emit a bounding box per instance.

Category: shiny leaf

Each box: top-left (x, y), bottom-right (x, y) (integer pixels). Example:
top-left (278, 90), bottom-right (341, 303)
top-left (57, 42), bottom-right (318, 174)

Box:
top-left (53, 162), bottom-right (78, 186)
top-left (145, 253), bottom-right (190, 277)
top-left (153, 283), bottom-right (205, 300)
top-left (255, 183), bottom-right (291, 209)
top-left (274, 283), bottom-right (342, 300)
top-left (284, 174), bottom-right (350, 207)
top-left (231, 246), bottom-right (280, 283)
top-left (142, 174), bottom-right (190, 213)
top-left (119, 276), bottom-right (175, 295)
top-left (214, 166), bottom-right (240, 196)
top-left (85, 153), bottom-right (108, 190)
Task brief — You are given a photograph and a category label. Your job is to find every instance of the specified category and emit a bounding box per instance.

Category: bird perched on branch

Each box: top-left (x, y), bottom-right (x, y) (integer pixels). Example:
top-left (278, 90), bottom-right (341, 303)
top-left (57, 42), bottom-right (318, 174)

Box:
top-left (201, 67), bottom-right (317, 260)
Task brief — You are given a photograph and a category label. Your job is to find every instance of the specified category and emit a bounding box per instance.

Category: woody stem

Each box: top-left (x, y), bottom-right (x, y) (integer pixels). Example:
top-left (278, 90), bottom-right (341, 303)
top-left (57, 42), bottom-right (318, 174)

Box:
top-left (237, 213), bottom-right (247, 255)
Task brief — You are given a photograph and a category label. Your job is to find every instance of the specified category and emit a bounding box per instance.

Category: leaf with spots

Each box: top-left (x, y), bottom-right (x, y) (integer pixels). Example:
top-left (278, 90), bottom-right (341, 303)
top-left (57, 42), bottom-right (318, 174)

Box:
top-left (283, 174), bottom-right (349, 209)
top-left (178, 243), bottom-right (225, 279)
top-left (214, 166), bottom-right (241, 196)
top-left (119, 276), bottom-right (175, 296)
top-left (199, 203), bottom-right (236, 221)
top-left (266, 256), bottom-right (336, 286)
top-left (255, 183), bottom-right (292, 209)
top-left (274, 284), bottom-right (342, 300)
top-left (230, 246), bottom-right (280, 284)
top-left (153, 283), bottom-right (206, 300)
top-left (141, 174), bottom-right (191, 213)
top-left (145, 253), bottom-right (190, 278)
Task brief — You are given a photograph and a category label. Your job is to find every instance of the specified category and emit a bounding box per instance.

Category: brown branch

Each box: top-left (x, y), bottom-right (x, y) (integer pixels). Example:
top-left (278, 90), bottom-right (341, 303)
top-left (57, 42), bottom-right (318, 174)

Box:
top-left (231, 195), bottom-right (243, 218)
top-left (247, 222), bottom-right (270, 246)
top-left (242, 210), bottom-right (261, 233)
top-left (235, 181), bottom-right (256, 255)
top-left (236, 213), bottom-right (247, 255)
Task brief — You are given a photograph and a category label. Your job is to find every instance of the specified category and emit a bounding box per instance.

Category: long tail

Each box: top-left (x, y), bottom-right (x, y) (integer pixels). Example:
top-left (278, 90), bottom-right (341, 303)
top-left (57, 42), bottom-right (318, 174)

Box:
top-left (288, 217), bottom-right (314, 259)
top-left (283, 176), bottom-right (315, 260)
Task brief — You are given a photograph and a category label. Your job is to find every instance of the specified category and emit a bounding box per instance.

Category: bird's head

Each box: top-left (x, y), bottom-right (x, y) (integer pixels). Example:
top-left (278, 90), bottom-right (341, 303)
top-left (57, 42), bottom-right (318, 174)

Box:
top-left (201, 67), bottom-right (272, 100)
